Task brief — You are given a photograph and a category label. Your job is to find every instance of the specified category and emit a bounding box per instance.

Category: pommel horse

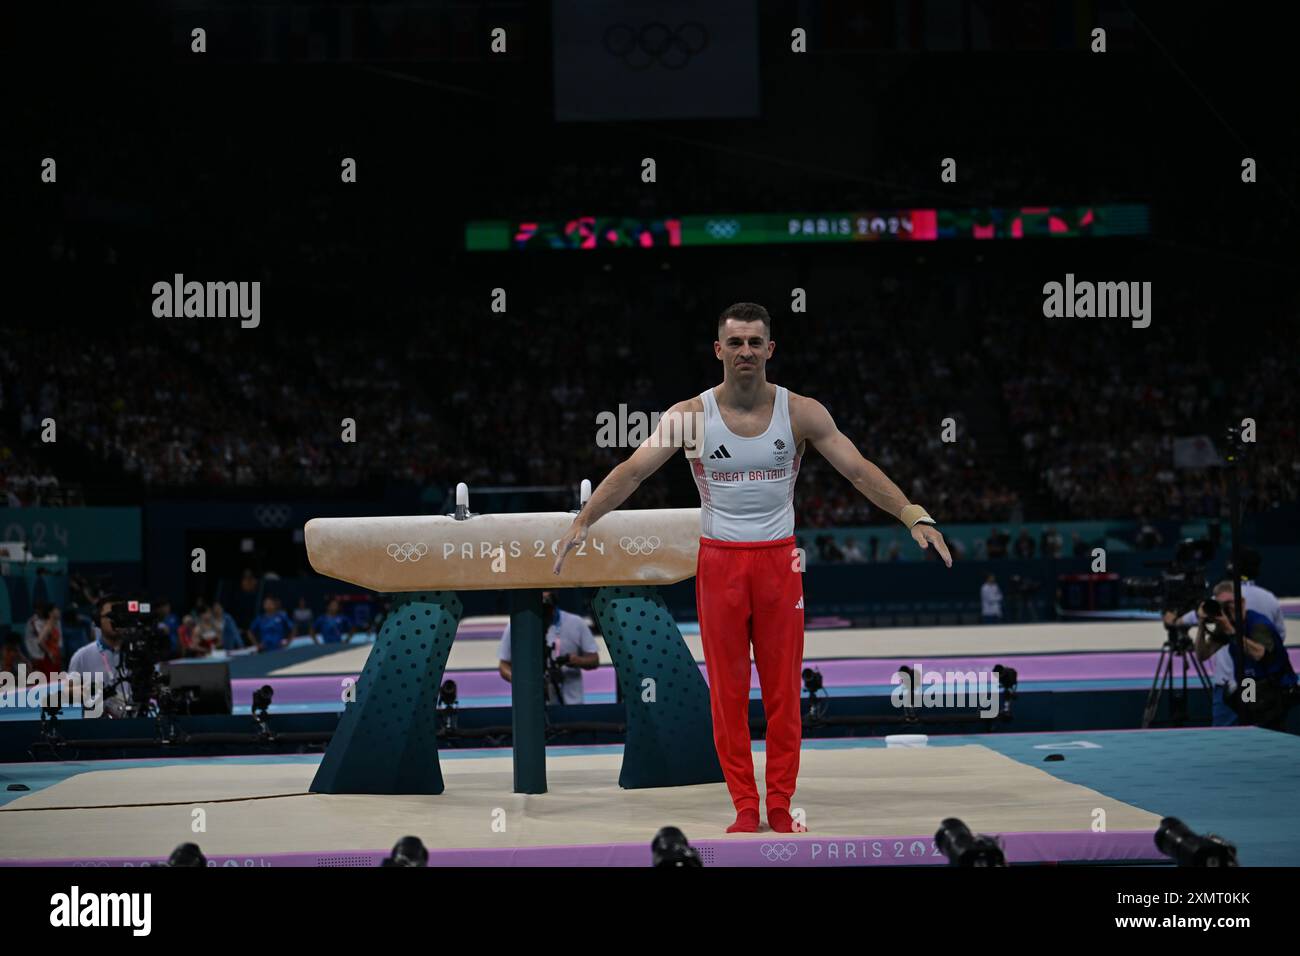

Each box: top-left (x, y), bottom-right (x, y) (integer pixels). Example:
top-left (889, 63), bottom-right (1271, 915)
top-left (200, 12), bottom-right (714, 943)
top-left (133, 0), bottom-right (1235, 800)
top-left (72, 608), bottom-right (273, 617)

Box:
top-left (303, 483), bottom-right (723, 795)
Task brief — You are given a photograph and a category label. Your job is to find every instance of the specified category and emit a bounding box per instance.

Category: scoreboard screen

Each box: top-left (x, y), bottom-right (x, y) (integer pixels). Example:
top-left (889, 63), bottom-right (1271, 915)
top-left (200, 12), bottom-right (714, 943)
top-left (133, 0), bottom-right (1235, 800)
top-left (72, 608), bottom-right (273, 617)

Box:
top-left (465, 204), bottom-right (1150, 251)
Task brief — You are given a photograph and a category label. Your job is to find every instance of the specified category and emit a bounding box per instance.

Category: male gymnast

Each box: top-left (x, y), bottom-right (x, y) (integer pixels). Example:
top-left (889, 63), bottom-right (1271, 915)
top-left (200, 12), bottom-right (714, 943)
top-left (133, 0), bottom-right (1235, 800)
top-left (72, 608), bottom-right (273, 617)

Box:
top-left (554, 302), bottom-right (952, 833)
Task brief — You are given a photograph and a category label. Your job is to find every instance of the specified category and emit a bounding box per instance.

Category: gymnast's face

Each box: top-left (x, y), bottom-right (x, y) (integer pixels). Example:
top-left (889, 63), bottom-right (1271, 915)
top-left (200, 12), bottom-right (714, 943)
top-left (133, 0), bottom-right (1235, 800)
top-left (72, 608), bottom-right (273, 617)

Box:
top-left (716, 318), bottom-right (774, 379)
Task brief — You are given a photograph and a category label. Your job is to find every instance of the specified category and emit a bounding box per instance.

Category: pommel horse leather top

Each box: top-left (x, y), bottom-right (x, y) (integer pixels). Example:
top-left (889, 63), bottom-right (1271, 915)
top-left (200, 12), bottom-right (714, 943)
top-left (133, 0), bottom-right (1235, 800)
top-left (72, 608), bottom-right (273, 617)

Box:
top-left (303, 508), bottom-right (702, 591)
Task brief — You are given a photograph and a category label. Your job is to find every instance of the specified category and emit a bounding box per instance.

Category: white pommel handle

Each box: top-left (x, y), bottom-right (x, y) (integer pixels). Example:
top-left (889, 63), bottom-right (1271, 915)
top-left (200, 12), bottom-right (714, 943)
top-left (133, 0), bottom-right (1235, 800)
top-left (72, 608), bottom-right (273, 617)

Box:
top-left (454, 482), bottom-right (470, 520)
top-left (579, 479), bottom-right (592, 508)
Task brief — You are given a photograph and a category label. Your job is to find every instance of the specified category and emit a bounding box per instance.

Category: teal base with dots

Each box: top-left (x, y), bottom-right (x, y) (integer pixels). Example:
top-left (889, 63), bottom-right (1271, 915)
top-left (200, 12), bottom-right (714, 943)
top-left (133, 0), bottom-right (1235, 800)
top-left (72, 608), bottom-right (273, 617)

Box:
top-left (592, 586), bottom-right (724, 789)
top-left (309, 591), bottom-right (462, 795)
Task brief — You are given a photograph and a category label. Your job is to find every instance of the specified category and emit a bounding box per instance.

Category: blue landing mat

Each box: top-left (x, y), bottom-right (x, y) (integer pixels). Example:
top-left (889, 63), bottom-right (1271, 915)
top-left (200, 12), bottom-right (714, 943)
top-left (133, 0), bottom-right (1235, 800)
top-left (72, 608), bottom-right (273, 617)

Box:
top-left (947, 728), bottom-right (1300, 865)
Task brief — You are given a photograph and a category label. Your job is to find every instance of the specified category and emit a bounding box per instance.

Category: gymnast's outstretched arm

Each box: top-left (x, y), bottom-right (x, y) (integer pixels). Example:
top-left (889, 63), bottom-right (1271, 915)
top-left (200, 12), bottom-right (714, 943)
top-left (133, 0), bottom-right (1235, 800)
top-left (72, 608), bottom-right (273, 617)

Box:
top-left (793, 392), bottom-right (953, 567)
top-left (553, 397), bottom-right (699, 575)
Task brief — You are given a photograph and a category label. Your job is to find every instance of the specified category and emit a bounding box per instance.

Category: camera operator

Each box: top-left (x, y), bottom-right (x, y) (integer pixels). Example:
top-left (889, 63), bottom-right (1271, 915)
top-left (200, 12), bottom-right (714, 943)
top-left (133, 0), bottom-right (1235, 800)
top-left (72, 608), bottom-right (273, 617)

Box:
top-left (1188, 581), bottom-right (1297, 729)
top-left (1166, 549), bottom-right (1288, 726)
top-left (497, 591), bottom-right (599, 704)
top-left (65, 595), bottom-right (131, 718)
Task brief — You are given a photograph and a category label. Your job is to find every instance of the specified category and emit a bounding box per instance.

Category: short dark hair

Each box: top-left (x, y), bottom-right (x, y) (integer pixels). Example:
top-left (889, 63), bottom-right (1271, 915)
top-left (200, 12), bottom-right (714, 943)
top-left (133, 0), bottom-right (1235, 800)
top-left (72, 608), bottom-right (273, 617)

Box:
top-left (717, 302), bottom-right (771, 339)
top-left (98, 594), bottom-right (121, 618)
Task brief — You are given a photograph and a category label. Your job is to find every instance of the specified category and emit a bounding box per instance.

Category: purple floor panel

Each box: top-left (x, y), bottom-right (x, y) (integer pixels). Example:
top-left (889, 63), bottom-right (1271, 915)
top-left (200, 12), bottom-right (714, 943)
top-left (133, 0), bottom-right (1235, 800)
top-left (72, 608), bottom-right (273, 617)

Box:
top-left (235, 649), bottom-right (1300, 705)
top-left (234, 675), bottom-right (354, 704)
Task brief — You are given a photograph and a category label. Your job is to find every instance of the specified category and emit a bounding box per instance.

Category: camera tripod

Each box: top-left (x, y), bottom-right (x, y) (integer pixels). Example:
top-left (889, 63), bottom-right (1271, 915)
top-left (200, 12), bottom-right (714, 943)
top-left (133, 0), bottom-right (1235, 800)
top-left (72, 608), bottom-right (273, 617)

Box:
top-left (1142, 623), bottom-right (1213, 728)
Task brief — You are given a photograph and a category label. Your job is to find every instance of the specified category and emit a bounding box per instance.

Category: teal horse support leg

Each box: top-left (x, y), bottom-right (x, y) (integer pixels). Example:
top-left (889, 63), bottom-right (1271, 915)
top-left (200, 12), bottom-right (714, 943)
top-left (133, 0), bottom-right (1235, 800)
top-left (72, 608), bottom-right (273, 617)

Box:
top-left (310, 591), bottom-right (462, 794)
top-left (592, 586), bottom-right (723, 789)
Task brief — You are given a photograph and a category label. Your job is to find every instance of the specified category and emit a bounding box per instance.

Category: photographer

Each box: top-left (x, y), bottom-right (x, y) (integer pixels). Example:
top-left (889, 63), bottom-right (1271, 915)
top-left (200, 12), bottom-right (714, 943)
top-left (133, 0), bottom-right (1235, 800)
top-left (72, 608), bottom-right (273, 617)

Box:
top-left (1190, 581), bottom-right (1296, 729)
top-left (65, 595), bottom-right (131, 718)
top-left (497, 591), bottom-right (599, 705)
top-left (1227, 548), bottom-right (1288, 642)
top-left (1168, 549), bottom-right (1288, 726)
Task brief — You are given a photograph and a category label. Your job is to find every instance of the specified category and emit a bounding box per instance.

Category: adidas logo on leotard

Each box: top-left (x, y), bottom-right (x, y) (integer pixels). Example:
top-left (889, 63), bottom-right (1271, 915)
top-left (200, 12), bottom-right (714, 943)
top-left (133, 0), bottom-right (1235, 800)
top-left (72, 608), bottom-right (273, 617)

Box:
top-left (795, 596), bottom-right (803, 609)
top-left (708, 444), bottom-right (733, 460)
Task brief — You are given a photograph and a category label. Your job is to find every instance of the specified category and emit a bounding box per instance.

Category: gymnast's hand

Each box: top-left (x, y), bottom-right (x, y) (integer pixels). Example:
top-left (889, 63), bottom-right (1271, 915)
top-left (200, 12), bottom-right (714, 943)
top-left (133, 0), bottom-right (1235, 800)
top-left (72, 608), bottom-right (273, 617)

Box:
top-left (911, 523), bottom-right (952, 568)
top-left (553, 521), bottom-right (589, 576)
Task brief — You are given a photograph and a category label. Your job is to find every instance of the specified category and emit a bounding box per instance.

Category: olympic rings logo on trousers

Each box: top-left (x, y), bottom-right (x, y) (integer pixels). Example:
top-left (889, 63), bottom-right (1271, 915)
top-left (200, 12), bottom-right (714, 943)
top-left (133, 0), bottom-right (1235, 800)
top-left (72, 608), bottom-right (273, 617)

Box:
top-left (759, 843), bottom-right (798, 862)
top-left (619, 535), bottom-right (661, 555)
top-left (602, 21), bottom-right (709, 70)
top-left (386, 542), bottom-right (429, 562)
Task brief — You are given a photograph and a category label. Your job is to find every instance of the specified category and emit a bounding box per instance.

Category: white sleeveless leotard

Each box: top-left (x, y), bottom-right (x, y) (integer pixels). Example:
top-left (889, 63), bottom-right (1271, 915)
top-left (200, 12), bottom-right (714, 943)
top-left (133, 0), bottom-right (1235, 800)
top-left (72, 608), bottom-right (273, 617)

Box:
top-left (688, 385), bottom-right (801, 541)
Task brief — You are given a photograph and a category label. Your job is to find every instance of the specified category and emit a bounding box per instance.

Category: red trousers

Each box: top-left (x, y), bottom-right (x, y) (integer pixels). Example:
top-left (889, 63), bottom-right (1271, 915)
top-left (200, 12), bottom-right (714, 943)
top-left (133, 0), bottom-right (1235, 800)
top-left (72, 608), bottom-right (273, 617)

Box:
top-left (695, 536), bottom-right (805, 813)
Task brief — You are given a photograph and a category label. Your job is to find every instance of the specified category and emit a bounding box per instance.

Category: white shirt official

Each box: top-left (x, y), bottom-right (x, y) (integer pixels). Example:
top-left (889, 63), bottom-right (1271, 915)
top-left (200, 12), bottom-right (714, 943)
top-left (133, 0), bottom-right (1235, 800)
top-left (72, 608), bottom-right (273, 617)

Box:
top-left (66, 631), bottom-right (130, 717)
